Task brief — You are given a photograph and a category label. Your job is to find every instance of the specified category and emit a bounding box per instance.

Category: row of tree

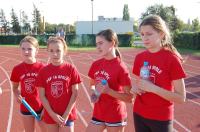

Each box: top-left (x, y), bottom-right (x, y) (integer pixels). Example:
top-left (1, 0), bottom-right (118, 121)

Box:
top-left (1, 4), bottom-right (200, 35)
top-left (133, 4), bottom-right (200, 32)
top-left (0, 4), bottom-right (75, 35)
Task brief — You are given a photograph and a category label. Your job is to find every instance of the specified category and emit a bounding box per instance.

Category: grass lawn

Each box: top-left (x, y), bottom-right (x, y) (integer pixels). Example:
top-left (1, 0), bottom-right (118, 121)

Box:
top-left (0, 44), bottom-right (200, 57)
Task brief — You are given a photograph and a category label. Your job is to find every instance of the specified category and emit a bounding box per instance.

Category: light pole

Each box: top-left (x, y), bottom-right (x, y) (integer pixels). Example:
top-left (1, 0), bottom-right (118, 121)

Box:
top-left (91, 0), bottom-right (94, 34)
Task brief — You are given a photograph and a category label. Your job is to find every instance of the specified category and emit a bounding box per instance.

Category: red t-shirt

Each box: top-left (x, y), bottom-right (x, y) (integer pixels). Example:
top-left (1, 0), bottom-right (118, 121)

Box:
top-left (10, 62), bottom-right (45, 112)
top-left (132, 49), bottom-right (186, 121)
top-left (88, 57), bottom-right (131, 122)
top-left (35, 63), bottom-right (81, 124)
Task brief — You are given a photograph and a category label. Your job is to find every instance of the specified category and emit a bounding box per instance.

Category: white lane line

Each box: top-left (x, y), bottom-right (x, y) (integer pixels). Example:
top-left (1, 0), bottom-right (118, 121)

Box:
top-left (0, 79), bottom-right (7, 95)
top-left (174, 119), bottom-right (191, 132)
top-left (187, 99), bottom-right (200, 106)
top-left (184, 63), bottom-right (200, 70)
top-left (68, 56), bottom-right (94, 109)
top-left (185, 71), bottom-right (200, 79)
top-left (0, 58), bottom-right (10, 65)
top-left (0, 66), bottom-right (14, 132)
top-left (2, 89), bottom-right (11, 93)
top-left (0, 79), bottom-right (7, 86)
top-left (77, 109), bottom-right (88, 127)
top-left (187, 91), bottom-right (200, 99)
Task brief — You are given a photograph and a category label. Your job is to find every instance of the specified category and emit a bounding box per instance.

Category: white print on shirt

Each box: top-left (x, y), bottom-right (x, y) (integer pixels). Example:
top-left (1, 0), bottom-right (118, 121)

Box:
top-left (51, 81), bottom-right (63, 98)
top-left (148, 65), bottom-right (162, 84)
top-left (94, 70), bottom-right (110, 80)
top-left (46, 75), bottom-right (69, 83)
top-left (148, 65), bottom-right (162, 74)
top-left (24, 78), bottom-right (35, 94)
top-left (20, 72), bottom-right (38, 80)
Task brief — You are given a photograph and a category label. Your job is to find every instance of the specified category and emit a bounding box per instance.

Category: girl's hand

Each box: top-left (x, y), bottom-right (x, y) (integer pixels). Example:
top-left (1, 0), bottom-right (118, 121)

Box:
top-left (130, 86), bottom-right (145, 96)
top-left (51, 113), bottom-right (65, 125)
top-left (137, 79), bottom-right (155, 93)
top-left (90, 91), bottom-right (99, 103)
top-left (17, 95), bottom-right (23, 104)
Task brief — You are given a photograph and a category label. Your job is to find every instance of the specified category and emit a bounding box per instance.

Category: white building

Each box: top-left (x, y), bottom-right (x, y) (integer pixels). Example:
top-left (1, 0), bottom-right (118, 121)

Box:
top-left (75, 16), bottom-right (134, 34)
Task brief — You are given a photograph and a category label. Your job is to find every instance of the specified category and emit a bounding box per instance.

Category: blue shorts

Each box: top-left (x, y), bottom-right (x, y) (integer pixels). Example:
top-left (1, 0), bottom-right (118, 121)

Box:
top-left (91, 117), bottom-right (127, 127)
top-left (65, 120), bottom-right (74, 127)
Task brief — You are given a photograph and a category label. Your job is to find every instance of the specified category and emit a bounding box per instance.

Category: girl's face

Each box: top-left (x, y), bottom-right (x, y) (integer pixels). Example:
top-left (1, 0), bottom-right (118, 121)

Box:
top-left (96, 36), bottom-right (114, 58)
top-left (48, 42), bottom-right (65, 65)
top-left (20, 42), bottom-right (38, 63)
top-left (140, 25), bottom-right (164, 52)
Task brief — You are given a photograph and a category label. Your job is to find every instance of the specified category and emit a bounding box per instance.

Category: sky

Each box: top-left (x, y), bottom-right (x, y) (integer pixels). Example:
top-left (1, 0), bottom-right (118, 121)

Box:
top-left (1, 0), bottom-right (200, 25)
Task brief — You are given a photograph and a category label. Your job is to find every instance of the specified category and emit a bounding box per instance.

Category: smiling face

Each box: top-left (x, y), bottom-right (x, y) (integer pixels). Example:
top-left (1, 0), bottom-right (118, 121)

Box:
top-left (48, 41), bottom-right (65, 66)
top-left (140, 25), bottom-right (164, 53)
top-left (96, 36), bottom-right (114, 58)
top-left (20, 42), bottom-right (38, 63)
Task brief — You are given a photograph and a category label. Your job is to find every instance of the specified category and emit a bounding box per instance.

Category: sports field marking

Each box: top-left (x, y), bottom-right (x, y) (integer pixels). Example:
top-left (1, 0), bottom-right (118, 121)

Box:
top-left (187, 99), bottom-right (200, 106)
top-left (68, 56), bottom-right (94, 108)
top-left (0, 79), bottom-right (7, 86)
top-left (0, 58), bottom-right (10, 65)
top-left (184, 63), bottom-right (200, 70)
top-left (186, 91), bottom-right (200, 99)
top-left (77, 110), bottom-right (88, 127)
top-left (0, 66), bottom-right (14, 132)
top-left (174, 119), bottom-right (191, 132)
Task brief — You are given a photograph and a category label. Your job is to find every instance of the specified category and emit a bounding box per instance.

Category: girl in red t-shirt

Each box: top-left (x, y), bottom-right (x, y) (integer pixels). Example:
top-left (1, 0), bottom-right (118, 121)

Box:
top-left (10, 36), bottom-right (46, 132)
top-left (35, 37), bottom-right (81, 132)
top-left (131, 15), bottom-right (186, 132)
top-left (86, 29), bottom-right (133, 132)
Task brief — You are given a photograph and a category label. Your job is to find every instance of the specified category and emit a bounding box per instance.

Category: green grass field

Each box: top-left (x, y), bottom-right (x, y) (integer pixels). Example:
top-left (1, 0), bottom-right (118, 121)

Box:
top-left (0, 44), bottom-right (199, 57)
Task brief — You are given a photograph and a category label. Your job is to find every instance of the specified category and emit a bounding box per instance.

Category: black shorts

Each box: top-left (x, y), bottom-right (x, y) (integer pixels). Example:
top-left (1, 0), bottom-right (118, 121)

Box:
top-left (91, 117), bottom-right (127, 127)
top-left (21, 109), bottom-right (42, 116)
top-left (133, 113), bottom-right (173, 132)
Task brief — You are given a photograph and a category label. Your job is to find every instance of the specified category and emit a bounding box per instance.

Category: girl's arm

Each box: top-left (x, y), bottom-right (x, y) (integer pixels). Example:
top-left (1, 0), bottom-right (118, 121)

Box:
top-left (104, 85), bottom-right (134, 103)
top-left (39, 88), bottom-right (64, 124)
top-left (62, 84), bottom-right (79, 122)
top-left (12, 82), bottom-right (21, 103)
top-left (138, 78), bottom-right (186, 103)
top-left (130, 74), bottom-right (146, 95)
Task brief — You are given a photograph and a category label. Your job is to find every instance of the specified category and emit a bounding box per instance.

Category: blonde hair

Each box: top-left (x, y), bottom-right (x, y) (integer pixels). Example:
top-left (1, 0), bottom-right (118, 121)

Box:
top-left (47, 36), bottom-right (68, 53)
top-left (139, 15), bottom-right (183, 61)
top-left (96, 29), bottom-right (121, 58)
top-left (20, 36), bottom-right (39, 49)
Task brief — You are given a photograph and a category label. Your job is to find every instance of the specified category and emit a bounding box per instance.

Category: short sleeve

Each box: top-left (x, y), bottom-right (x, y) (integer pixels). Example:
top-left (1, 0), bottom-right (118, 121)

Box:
top-left (132, 55), bottom-right (141, 76)
top-left (70, 66), bottom-right (82, 85)
top-left (169, 55), bottom-right (186, 80)
top-left (118, 63), bottom-right (131, 86)
top-left (10, 66), bottom-right (20, 82)
top-left (88, 63), bottom-right (95, 79)
top-left (35, 70), bottom-right (46, 88)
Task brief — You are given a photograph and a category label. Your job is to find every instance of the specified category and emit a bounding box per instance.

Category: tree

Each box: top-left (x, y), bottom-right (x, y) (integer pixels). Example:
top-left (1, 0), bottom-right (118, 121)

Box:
top-left (0, 9), bottom-right (10, 34)
top-left (192, 18), bottom-right (200, 32)
top-left (10, 8), bottom-right (20, 34)
top-left (141, 4), bottom-right (182, 31)
top-left (33, 4), bottom-right (43, 34)
top-left (21, 10), bottom-right (31, 34)
top-left (122, 4), bottom-right (130, 21)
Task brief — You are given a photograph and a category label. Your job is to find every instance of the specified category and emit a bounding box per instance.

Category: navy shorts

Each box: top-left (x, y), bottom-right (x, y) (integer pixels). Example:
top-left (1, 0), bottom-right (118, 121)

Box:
top-left (65, 120), bottom-right (74, 127)
top-left (91, 117), bottom-right (127, 127)
top-left (21, 109), bottom-right (42, 116)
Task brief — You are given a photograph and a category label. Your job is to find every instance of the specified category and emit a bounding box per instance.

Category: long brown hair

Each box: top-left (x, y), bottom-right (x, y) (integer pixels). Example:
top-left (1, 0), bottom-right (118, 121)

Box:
top-left (139, 15), bottom-right (183, 61)
top-left (96, 29), bottom-right (121, 58)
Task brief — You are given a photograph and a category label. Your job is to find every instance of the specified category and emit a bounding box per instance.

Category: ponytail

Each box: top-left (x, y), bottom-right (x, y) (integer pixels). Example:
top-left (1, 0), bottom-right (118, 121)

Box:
top-left (115, 47), bottom-right (121, 59)
top-left (162, 43), bottom-right (184, 62)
